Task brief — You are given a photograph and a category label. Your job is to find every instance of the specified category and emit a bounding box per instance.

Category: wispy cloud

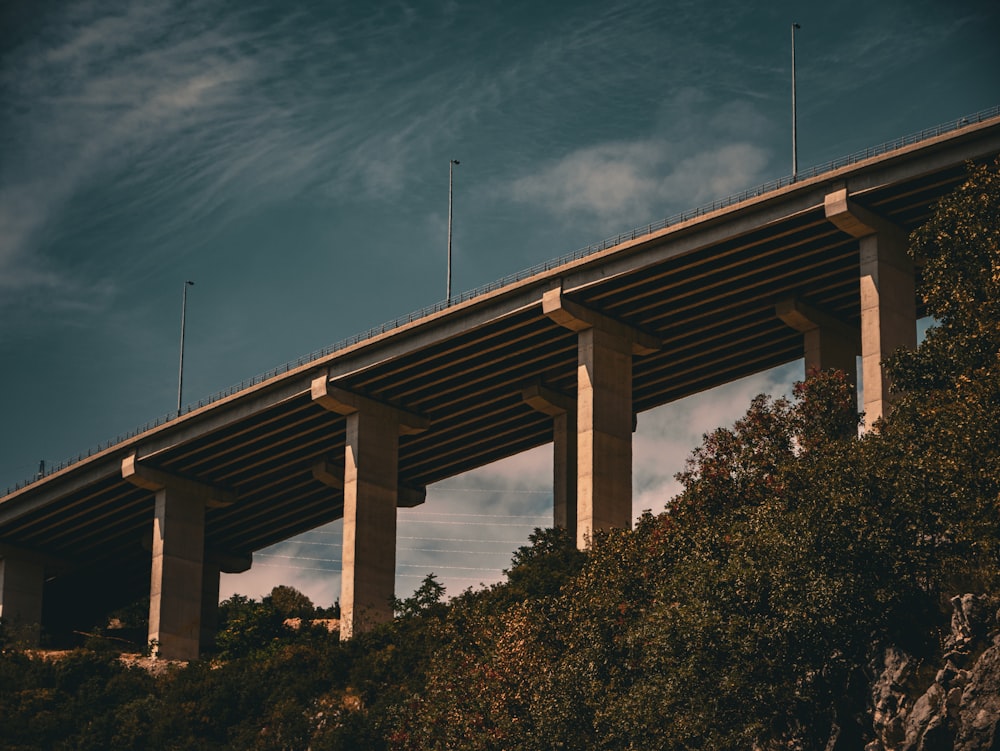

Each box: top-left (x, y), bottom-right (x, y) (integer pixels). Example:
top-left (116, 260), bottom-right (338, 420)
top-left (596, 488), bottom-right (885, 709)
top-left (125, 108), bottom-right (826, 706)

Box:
top-left (0, 0), bottom-right (493, 315)
top-left (504, 92), bottom-right (771, 234)
top-left (508, 136), bottom-right (769, 231)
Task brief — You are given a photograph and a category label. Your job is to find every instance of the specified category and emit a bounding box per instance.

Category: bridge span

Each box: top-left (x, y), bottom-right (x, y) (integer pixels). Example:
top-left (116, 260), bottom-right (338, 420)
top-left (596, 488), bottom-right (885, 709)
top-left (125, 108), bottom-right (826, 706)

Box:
top-left (2, 112), bottom-right (999, 658)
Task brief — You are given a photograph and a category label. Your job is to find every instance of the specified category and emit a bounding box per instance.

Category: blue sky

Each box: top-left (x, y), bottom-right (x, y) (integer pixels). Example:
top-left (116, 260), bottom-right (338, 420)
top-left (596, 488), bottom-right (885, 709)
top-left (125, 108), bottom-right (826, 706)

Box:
top-left (2, 0), bottom-right (998, 607)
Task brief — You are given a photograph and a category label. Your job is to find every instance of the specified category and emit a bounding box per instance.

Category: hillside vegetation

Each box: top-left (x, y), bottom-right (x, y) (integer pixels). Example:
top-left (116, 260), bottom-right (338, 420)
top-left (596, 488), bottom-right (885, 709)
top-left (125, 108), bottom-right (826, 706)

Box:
top-left (2, 160), bottom-right (999, 750)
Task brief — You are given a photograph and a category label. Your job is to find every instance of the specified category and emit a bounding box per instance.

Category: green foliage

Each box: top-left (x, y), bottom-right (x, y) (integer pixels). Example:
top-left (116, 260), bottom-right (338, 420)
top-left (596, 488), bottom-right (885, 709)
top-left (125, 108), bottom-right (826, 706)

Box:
top-left (213, 586), bottom-right (337, 661)
top-left (214, 593), bottom-right (287, 660)
top-left (877, 158), bottom-right (1000, 600)
top-left (890, 158), bottom-right (1000, 391)
top-left (0, 649), bottom-right (156, 751)
top-left (267, 585), bottom-right (316, 619)
top-left (393, 573), bottom-right (446, 619)
top-left (504, 525), bottom-right (586, 600)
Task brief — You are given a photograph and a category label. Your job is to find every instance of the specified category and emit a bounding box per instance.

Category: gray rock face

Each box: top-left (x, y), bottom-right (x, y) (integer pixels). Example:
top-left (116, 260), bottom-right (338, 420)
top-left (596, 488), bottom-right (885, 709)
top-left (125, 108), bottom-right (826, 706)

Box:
top-left (866, 595), bottom-right (1000, 751)
top-left (953, 639), bottom-right (1000, 750)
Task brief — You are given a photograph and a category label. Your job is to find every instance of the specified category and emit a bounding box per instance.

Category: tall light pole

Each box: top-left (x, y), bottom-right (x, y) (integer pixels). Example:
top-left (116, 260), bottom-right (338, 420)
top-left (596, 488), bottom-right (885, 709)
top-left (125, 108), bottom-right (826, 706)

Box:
top-left (791, 22), bottom-right (801, 182)
top-left (177, 280), bottom-right (194, 413)
top-left (447, 159), bottom-right (459, 303)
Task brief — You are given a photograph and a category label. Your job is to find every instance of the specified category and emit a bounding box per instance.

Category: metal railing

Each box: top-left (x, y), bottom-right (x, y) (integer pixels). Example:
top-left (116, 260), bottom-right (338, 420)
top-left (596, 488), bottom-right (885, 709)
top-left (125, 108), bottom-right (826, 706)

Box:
top-left (6, 104), bottom-right (999, 495)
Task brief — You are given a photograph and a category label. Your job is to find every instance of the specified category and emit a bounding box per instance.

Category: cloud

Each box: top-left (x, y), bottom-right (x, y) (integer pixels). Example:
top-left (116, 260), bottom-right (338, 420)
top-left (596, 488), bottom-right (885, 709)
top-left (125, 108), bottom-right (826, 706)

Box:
top-left (0, 0), bottom-right (491, 316)
top-left (0, 2), bottom-right (259, 311)
top-left (220, 549), bottom-right (342, 608)
top-left (505, 100), bottom-right (771, 233)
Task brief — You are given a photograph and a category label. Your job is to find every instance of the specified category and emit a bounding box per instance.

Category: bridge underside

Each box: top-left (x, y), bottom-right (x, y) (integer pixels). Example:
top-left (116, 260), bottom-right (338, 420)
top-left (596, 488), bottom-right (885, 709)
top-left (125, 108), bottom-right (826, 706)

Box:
top-left (2, 116), bottom-right (998, 654)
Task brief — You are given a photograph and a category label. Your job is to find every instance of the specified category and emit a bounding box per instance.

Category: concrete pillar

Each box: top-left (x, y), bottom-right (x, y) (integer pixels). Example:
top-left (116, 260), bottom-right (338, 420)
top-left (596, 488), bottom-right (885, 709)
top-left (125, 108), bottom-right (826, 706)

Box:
top-left (312, 376), bottom-right (428, 640)
top-left (0, 555), bottom-right (45, 642)
top-left (543, 287), bottom-right (660, 549)
top-left (122, 454), bottom-right (237, 660)
top-left (578, 326), bottom-right (634, 545)
top-left (776, 299), bottom-right (860, 388)
top-left (342, 407), bottom-right (398, 638)
top-left (149, 485), bottom-right (205, 660)
top-left (825, 189), bottom-right (916, 423)
top-left (858, 232), bottom-right (916, 422)
top-left (522, 382), bottom-right (577, 537)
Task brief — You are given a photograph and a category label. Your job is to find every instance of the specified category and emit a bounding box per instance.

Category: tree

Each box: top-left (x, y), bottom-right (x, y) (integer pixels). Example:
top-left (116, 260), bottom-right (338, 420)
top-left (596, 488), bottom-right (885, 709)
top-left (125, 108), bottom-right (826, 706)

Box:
top-left (889, 158), bottom-right (1000, 391)
top-left (267, 585), bottom-right (316, 620)
top-left (393, 574), bottom-right (446, 619)
top-left (877, 157), bottom-right (1000, 598)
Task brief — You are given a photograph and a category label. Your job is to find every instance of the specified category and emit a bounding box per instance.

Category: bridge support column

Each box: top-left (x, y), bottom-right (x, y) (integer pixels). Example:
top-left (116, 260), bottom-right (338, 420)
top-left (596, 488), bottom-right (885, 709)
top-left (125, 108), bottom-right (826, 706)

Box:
top-left (149, 486), bottom-right (205, 659)
top-left (0, 554), bottom-right (44, 642)
top-left (825, 189), bottom-right (916, 423)
top-left (776, 299), bottom-right (859, 388)
top-left (543, 287), bottom-right (660, 549)
top-left (122, 454), bottom-right (236, 660)
top-left (312, 376), bottom-right (428, 640)
top-left (578, 327), bottom-right (633, 546)
top-left (523, 382), bottom-right (577, 537)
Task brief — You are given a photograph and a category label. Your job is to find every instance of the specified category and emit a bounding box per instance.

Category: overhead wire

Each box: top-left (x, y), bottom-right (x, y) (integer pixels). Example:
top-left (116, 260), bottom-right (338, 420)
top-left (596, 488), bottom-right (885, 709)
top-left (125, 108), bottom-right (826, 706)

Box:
top-left (239, 491), bottom-right (551, 590)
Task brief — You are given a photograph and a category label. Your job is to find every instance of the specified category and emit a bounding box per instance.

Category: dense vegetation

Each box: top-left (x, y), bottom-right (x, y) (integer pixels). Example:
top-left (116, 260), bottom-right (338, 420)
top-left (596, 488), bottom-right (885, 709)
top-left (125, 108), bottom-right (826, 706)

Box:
top-left (2, 160), bottom-right (998, 749)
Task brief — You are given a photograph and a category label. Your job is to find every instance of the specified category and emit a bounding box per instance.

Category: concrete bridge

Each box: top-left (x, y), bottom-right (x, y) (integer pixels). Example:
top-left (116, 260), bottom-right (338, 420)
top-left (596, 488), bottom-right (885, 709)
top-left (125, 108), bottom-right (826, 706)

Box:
top-left (3, 111), bottom-right (999, 659)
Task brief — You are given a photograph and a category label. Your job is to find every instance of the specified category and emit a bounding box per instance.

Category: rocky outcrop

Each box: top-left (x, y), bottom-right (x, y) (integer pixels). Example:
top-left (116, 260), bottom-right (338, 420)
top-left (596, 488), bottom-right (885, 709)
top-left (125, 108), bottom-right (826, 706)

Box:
top-left (867, 595), bottom-right (1000, 751)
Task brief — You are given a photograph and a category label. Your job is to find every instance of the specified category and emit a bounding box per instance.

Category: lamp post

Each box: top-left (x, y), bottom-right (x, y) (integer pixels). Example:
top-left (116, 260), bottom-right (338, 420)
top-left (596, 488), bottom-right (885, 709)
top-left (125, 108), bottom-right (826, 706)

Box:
top-left (791, 22), bottom-right (801, 182)
top-left (447, 159), bottom-right (460, 303)
top-left (177, 280), bottom-right (194, 414)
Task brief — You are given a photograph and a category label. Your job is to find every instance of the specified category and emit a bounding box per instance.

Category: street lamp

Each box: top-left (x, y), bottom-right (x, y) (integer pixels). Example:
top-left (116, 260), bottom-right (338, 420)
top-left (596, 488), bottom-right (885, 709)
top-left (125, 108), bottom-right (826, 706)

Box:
top-left (447, 159), bottom-right (460, 303)
top-left (791, 22), bottom-right (801, 182)
top-left (177, 280), bottom-right (194, 413)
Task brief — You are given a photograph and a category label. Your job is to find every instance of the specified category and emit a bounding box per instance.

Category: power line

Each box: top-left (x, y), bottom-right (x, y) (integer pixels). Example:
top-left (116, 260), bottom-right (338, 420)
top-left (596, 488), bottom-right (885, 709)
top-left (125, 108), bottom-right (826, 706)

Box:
top-left (258, 553), bottom-right (339, 564)
top-left (399, 563), bottom-right (500, 572)
top-left (429, 488), bottom-right (550, 495)
top-left (400, 535), bottom-right (526, 543)
top-left (401, 547), bottom-right (511, 555)
top-left (255, 555), bottom-right (501, 574)
top-left (399, 519), bottom-right (539, 527)
top-left (398, 510), bottom-right (550, 519)
top-left (274, 540), bottom-right (514, 556)
top-left (251, 561), bottom-right (497, 583)
top-left (288, 530), bottom-right (527, 544)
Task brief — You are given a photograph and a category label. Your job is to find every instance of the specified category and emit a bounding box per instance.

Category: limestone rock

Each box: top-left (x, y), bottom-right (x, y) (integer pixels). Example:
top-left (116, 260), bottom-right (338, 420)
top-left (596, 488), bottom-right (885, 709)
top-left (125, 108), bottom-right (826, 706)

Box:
top-left (866, 595), bottom-right (1000, 751)
top-left (953, 642), bottom-right (1000, 751)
